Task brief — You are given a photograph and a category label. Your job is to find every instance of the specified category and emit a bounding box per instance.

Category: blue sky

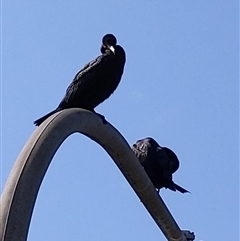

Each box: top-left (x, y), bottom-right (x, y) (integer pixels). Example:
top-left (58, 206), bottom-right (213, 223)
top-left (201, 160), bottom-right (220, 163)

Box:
top-left (1, 1), bottom-right (239, 241)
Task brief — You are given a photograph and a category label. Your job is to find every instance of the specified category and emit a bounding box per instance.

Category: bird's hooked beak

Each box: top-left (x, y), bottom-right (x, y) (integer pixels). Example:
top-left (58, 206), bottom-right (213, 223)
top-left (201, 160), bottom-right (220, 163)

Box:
top-left (108, 45), bottom-right (115, 54)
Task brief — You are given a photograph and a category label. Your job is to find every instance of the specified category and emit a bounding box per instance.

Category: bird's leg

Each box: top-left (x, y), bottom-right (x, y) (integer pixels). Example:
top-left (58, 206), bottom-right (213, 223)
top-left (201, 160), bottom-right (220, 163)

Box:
top-left (92, 110), bottom-right (108, 124)
top-left (98, 113), bottom-right (108, 124)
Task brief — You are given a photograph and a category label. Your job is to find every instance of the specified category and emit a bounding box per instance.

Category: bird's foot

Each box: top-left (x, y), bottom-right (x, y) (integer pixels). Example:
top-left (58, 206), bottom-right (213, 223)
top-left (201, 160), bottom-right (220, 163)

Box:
top-left (97, 113), bottom-right (108, 124)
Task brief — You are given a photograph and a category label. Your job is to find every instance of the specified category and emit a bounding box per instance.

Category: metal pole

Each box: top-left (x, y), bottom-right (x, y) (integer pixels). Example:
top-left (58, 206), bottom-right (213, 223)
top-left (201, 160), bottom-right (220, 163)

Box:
top-left (0, 109), bottom-right (188, 241)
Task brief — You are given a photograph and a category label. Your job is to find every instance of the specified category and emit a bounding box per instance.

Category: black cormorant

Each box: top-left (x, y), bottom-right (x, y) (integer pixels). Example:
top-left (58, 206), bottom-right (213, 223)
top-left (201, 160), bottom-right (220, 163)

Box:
top-left (132, 137), bottom-right (189, 194)
top-left (34, 34), bottom-right (126, 126)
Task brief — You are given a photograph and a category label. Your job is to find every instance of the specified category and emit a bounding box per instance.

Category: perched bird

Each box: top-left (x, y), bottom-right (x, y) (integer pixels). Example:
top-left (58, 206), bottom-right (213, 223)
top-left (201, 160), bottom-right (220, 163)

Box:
top-left (34, 34), bottom-right (126, 126)
top-left (132, 137), bottom-right (189, 194)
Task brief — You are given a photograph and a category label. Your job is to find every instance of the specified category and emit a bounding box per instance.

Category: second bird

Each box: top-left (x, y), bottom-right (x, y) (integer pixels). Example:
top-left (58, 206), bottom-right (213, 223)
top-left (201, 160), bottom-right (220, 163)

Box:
top-left (132, 137), bottom-right (189, 194)
top-left (34, 34), bottom-right (126, 126)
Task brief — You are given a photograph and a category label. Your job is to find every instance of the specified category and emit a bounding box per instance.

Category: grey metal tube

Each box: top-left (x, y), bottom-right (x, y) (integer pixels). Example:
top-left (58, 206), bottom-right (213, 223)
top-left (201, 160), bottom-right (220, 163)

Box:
top-left (0, 109), bottom-right (187, 241)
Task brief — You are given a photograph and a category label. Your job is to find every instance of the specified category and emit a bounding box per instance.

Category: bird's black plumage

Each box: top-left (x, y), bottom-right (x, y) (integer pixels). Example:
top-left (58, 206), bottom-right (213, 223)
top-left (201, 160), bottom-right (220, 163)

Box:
top-left (34, 34), bottom-right (126, 126)
top-left (132, 137), bottom-right (189, 194)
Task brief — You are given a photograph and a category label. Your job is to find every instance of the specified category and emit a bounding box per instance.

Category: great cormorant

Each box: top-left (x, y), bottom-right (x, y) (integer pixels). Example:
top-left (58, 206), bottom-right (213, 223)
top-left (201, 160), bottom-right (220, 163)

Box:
top-left (132, 137), bottom-right (189, 194)
top-left (34, 34), bottom-right (126, 126)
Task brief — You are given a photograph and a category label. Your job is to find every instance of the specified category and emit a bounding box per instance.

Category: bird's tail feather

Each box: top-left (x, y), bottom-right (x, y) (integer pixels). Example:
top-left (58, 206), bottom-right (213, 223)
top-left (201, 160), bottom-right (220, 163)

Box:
top-left (34, 109), bottom-right (59, 126)
top-left (174, 183), bottom-right (190, 194)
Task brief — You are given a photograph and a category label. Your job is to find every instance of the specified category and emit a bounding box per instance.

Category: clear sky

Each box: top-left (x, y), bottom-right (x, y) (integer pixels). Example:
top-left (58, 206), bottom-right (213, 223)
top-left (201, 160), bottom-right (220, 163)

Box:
top-left (1, 1), bottom-right (239, 241)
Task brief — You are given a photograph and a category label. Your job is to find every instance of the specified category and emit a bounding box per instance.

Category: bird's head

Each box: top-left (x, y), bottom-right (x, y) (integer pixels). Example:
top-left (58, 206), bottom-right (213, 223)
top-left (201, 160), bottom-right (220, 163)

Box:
top-left (162, 147), bottom-right (180, 174)
top-left (101, 33), bottom-right (117, 54)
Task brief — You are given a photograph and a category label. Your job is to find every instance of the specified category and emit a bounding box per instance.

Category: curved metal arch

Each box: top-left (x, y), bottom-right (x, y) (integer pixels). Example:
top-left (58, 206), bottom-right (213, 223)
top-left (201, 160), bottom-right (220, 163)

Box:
top-left (0, 109), bottom-right (187, 241)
